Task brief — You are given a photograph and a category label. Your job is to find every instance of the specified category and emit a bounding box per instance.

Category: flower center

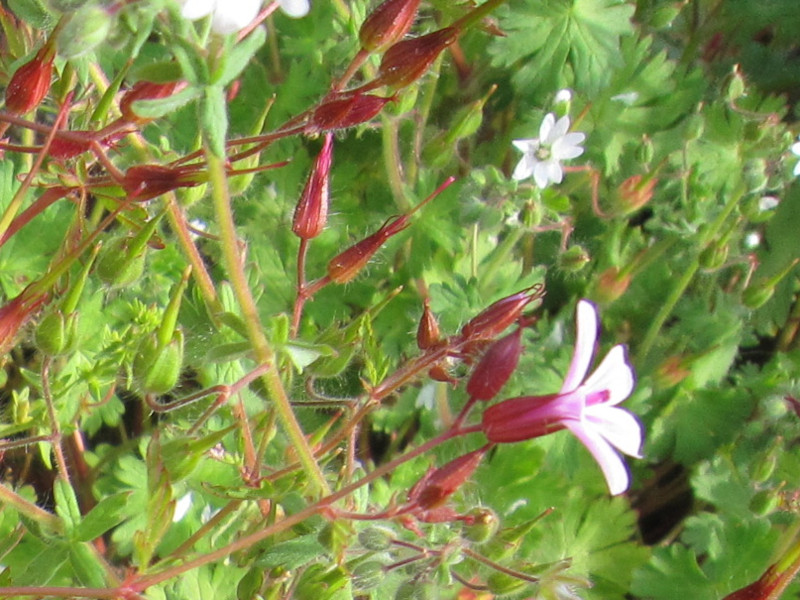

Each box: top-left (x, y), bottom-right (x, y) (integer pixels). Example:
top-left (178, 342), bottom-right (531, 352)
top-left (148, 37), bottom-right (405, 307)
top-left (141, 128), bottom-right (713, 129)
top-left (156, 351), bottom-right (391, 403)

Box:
top-left (535, 145), bottom-right (551, 161)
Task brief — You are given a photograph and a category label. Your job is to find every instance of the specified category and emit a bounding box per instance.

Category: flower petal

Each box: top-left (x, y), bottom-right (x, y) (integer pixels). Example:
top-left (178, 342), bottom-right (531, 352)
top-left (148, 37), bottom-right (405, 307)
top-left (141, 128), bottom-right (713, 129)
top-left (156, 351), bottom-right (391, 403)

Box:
top-left (538, 113), bottom-right (555, 142)
top-left (560, 300), bottom-right (598, 393)
top-left (792, 141), bottom-right (800, 157)
top-left (564, 420), bottom-right (631, 495)
top-left (210, 0), bottom-right (261, 33)
top-left (794, 160), bottom-right (800, 177)
top-left (584, 404), bottom-right (643, 458)
top-left (512, 155), bottom-right (535, 181)
top-left (544, 159), bottom-right (563, 185)
top-left (582, 345), bottom-right (634, 405)
top-left (180, 0), bottom-right (216, 19)
top-left (533, 161), bottom-right (550, 189)
top-left (552, 132), bottom-right (585, 159)
top-left (512, 138), bottom-right (538, 154)
top-left (280, 0), bottom-right (310, 17)
top-left (547, 115), bottom-right (570, 143)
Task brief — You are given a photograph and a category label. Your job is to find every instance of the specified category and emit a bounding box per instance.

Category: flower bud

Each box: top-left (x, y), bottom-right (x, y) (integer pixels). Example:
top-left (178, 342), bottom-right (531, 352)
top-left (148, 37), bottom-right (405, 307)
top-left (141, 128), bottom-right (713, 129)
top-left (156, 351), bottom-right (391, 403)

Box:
top-left (351, 561), bottom-right (385, 592)
top-left (376, 27), bottom-right (459, 89)
top-left (743, 259), bottom-right (799, 310)
top-left (416, 298), bottom-right (442, 350)
top-left (293, 133), bottom-right (333, 239)
top-left (699, 239), bottom-right (729, 271)
top-left (611, 174), bottom-right (657, 217)
top-left (395, 580), bottom-right (437, 600)
top-left (96, 236), bottom-right (147, 287)
top-left (123, 164), bottom-right (207, 201)
top-left (57, 5), bottom-right (112, 59)
top-left (327, 215), bottom-right (408, 283)
top-left (35, 310), bottom-right (79, 356)
top-left (4, 44), bottom-right (55, 115)
top-left (592, 266), bottom-right (631, 304)
top-left (559, 245), bottom-right (590, 273)
top-left (487, 571), bottom-right (527, 597)
top-left (461, 507), bottom-right (499, 543)
top-left (749, 489), bottom-right (780, 517)
top-left (359, 0), bottom-right (421, 52)
top-left (0, 289), bottom-right (48, 355)
top-left (466, 327), bottom-right (523, 401)
top-left (119, 80), bottom-right (187, 124)
top-left (461, 284), bottom-right (543, 342)
top-left (133, 330), bottom-right (184, 395)
top-left (654, 355), bottom-right (691, 388)
top-left (358, 525), bottom-right (394, 551)
top-left (311, 93), bottom-right (393, 131)
top-left (409, 447), bottom-right (486, 510)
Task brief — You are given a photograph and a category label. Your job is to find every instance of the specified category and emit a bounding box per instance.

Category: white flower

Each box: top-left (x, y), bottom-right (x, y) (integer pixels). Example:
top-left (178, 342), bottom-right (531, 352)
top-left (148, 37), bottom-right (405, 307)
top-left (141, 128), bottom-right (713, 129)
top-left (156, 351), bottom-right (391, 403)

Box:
top-left (511, 113), bottom-right (585, 189)
top-left (482, 300), bottom-right (642, 495)
top-left (791, 136), bottom-right (800, 177)
top-left (179, 0), bottom-right (309, 34)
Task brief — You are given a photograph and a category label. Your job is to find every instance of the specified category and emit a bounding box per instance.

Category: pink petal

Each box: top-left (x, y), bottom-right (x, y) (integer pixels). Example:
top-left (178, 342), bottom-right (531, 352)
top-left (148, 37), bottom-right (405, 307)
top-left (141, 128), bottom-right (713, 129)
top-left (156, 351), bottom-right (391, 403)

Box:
top-left (560, 300), bottom-right (598, 393)
top-left (564, 420), bottom-right (631, 495)
top-left (582, 345), bottom-right (634, 405)
top-left (584, 404), bottom-right (643, 458)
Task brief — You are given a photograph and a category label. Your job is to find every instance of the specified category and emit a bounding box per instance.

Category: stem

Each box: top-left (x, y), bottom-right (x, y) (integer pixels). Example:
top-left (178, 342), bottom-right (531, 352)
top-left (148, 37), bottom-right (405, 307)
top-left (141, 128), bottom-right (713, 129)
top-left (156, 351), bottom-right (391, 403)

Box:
top-left (0, 482), bottom-right (62, 533)
top-left (204, 148), bottom-right (331, 497)
top-left (41, 358), bottom-right (70, 483)
top-left (381, 114), bottom-right (410, 212)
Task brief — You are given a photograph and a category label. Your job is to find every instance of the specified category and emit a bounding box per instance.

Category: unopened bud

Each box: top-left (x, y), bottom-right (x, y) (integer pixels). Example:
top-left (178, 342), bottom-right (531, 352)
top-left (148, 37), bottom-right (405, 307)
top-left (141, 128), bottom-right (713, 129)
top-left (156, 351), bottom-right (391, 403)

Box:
top-left (487, 571), bottom-right (527, 596)
top-left (123, 164), bottom-right (207, 201)
top-left (351, 561), bottom-right (385, 592)
top-left (699, 240), bottom-right (729, 271)
top-left (592, 266), bottom-right (631, 304)
top-left (327, 215), bottom-right (409, 283)
top-left (120, 80), bottom-right (187, 124)
top-left (293, 133), bottom-right (333, 239)
top-left (750, 489), bottom-right (780, 517)
top-left (416, 298), bottom-right (442, 350)
top-left (466, 327), bottom-right (523, 401)
top-left (395, 580), bottom-right (437, 600)
top-left (359, 0), bottom-right (421, 52)
top-left (751, 451), bottom-right (777, 484)
top-left (376, 27), bottom-right (459, 89)
top-left (612, 174), bottom-right (657, 217)
top-left (559, 245), bottom-right (590, 273)
top-left (133, 330), bottom-right (184, 395)
top-left (743, 260), bottom-right (800, 309)
top-left (35, 310), bottom-right (79, 356)
top-left (5, 45), bottom-right (55, 115)
top-left (461, 507), bottom-right (499, 543)
top-left (461, 284), bottom-right (543, 342)
top-left (654, 355), bottom-right (691, 388)
top-left (410, 447), bottom-right (486, 510)
top-left (312, 93), bottom-right (393, 131)
top-left (358, 525), bottom-right (394, 551)
top-left (96, 236), bottom-right (147, 287)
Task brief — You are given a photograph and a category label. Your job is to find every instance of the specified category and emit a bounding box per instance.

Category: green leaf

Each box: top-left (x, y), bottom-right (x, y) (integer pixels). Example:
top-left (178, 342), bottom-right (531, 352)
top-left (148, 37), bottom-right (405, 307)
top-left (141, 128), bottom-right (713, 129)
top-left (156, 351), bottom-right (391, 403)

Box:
top-left (74, 492), bottom-right (132, 542)
top-left (53, 478), bottom-right (82, 535)
top-left (130, 85), bottom-right (202, 119)
top-left (255, 533), bottom-right (328, 570)
top-left (214, 27), bottom-right (267, 87)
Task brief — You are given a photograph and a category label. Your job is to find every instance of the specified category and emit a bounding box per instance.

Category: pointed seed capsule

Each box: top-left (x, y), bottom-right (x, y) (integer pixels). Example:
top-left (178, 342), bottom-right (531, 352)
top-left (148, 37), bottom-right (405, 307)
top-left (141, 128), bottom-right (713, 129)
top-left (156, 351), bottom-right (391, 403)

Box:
top-left (293, 133), bottom-right (333, 239)
top-left (359, 0), bottom-right (421, 52)
top-left (461, 284), bottom-right (543, 342)
top-left (416, 298), bottom-right (442, 350)
top-left (376, 27), bottom-right (459, 89)
top-left (311, 93), bottom-right (393, 131)
top-left (5, 45), bottom-right (55, 115)
top-left (466, 327), bottom-right (523, 401)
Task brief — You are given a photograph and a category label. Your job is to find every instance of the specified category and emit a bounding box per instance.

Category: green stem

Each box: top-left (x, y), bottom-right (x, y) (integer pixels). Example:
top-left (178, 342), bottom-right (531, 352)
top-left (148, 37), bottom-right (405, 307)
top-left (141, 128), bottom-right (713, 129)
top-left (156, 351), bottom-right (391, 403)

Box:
top-left (204, 148), bottom-right (331, 497)
top-left (381, 115), bottom-right (410, 212)
top-left (0, 482), bottom-right (62, 533)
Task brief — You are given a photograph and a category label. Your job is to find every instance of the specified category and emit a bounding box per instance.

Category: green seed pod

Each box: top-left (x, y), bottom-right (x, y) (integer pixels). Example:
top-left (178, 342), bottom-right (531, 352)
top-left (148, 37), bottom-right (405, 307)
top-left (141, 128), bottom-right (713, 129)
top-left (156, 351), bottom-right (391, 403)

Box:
top-left (394, 580), bottom-right (439, 600)
top-left (699, 240), bottom-right (729, 271)
top-left (358, 525), bottom-right (394, 551)
top-left (749, 489), bottom-right (780, 517)
top-left (742, 285), bottom-right (773, 310)
top-left (461, 507), bottom-right (499, 543)
top-left (57, 5), bottom-right (112, 58)
top-left (95, 237), bottom-right (147, 288)
top-left (487, 571), bottom-right (527, 597)
top-left (35, 310), bottom-right (79, 356)
top-left (751, 451), bottom-right (778, 484)
top-left (351, 561), bottom-right (384, 592)
top-left (133, 331), bottom-right (184, 395)
top-left (559, 245), bottom-right (590, 273)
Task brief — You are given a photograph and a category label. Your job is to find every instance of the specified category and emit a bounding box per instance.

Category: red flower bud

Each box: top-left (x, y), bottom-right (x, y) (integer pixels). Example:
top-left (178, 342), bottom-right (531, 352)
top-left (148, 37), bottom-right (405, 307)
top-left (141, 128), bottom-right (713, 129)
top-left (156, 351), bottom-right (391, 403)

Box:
top-left (5, 45), bottom-right (55, 115)
top-left (327, 214), bottom-right (410, 283)
top-left (612, 174), bottom-right (657, 216)
top-left (376, 27), bottom-right (459, 89)
top-left (416, 298), bottom-right (442, 350)
top-left (461, 284), bottom-right (543, 342)
top-left (293, 133), bottom-right (333, 239)
top-left (119, 80), bottom-right (187, 124)
top-left (0, 288), bottom-right (48, 354)
top-left (359, 0), bottom-right (421, 52)
top-left (311, 93), bottom-right (392, 131)
top-left (466, 327), bottom-right (523, 401)
top-left (123, 164), bottom-right (206, 200)
top-left (409, 447), bottom-right (486, 510)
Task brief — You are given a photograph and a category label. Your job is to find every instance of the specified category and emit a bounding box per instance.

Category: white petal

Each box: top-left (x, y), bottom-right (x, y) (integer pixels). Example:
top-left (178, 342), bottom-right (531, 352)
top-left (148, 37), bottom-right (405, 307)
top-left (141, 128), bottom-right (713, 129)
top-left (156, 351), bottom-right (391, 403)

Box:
top-left (181, 0), bottom-right (216, 19)
top-left (512, 138), bottom-right (538, 154)
top-left (545, 159), bottom-right (563, 184)
top-left (792, 141), bottom-right (800, 156)
top-left (552, 133), bottom-right (585, 160)
top-left (582, 345), bottom-right (635, 405)
top-left (585, 405), bottom-right (643, 457)
top-left (564, 420), bottom-right (631, 495)
top-left (546, 115), bottom-right (570, 144)
top-left (280, 0), bottom-right (309, 17)
top-left (533, 161), bottom-right (550, 188)
top-left (512, 155), bottom-right (535, 181)
top-left (210, 0), bottom-right (261, 33)
top-left (538, 113), bottom-right (556, 142)
top-left (560, 300), bottom-right (598, 393)
top-left (794, 161), bottom-right (800, 177)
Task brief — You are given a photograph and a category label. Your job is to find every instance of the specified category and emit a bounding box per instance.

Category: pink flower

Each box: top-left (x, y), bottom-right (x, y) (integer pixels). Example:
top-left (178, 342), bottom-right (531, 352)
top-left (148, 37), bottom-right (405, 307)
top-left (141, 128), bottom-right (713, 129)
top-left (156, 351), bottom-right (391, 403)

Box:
top-left (481, 300), bottom-right (642, 495)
